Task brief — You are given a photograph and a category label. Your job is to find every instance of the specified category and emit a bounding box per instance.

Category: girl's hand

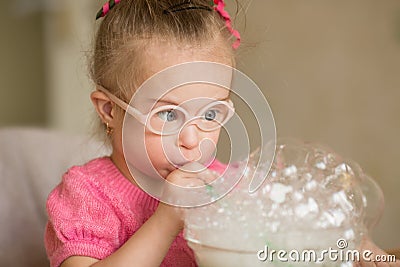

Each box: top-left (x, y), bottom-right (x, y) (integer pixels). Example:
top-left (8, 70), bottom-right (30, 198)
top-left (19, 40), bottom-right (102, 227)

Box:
top-left (154, 162), bottom-right (218, 232)
top-left (355, 238), bottom-right (400, 267)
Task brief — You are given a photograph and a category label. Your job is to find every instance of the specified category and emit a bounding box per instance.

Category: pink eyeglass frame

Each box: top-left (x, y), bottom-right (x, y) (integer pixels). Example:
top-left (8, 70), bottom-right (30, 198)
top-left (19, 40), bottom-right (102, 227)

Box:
top-left (97, 86), bottom-right (235, 135)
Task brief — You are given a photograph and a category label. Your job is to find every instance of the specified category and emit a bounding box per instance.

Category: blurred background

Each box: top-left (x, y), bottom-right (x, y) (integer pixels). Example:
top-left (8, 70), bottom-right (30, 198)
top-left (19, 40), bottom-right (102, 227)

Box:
top-left (0, 0), bottom-right (399, 250)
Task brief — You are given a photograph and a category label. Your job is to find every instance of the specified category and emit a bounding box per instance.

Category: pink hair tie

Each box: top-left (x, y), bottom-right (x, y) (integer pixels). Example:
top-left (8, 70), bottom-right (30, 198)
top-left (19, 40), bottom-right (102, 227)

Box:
top-left (213, 0), bottom-right (241, 49)
top-left (96, 0), bottom-right (121, 20)
top-left (95, 0), bottom-right (241, 49)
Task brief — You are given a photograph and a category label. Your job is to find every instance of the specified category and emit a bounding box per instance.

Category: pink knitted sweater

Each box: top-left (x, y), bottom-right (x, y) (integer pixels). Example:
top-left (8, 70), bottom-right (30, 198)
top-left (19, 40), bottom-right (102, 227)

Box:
top-left (45, 157), bottom-right (225, 267)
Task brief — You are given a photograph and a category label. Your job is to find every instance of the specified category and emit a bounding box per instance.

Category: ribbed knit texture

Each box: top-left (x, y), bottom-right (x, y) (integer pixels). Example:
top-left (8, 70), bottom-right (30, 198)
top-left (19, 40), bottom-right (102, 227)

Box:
top-left (44, 157), bottom-right (227, 267)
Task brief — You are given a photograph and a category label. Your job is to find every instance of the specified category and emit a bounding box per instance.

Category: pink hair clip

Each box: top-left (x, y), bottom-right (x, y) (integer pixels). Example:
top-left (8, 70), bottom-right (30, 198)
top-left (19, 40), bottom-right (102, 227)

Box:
top-left (96, 0), bottom-right (121, 20)
top-left (213, 0), bottom-right (241, 49)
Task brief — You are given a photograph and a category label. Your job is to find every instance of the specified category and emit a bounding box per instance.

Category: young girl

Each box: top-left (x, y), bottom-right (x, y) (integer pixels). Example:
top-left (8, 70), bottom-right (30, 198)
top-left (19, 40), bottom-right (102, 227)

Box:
top-left (44, 0), bottom-right (239, 266)
top-left (44, 1), bottom-right (397, 266)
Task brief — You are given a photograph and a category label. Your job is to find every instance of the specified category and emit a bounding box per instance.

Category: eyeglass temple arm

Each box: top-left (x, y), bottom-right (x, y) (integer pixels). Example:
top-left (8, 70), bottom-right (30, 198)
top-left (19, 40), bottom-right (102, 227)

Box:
top-left (96, 86), bottom-right (144, 120)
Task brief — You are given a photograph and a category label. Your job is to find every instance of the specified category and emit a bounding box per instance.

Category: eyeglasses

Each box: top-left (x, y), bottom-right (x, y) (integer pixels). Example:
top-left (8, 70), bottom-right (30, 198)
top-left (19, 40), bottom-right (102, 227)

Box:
top-left (98, 86), bottom-right (235, 136)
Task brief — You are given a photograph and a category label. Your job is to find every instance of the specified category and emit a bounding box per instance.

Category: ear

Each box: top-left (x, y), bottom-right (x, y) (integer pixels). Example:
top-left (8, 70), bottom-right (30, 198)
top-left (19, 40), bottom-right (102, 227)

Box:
top-left (90, 89), bottom-right (117, 127)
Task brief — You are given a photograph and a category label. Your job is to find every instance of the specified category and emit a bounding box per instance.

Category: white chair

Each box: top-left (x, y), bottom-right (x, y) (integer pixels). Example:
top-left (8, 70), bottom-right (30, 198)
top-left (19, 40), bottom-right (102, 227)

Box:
top-left (0, 128), bottom-right (109, 267)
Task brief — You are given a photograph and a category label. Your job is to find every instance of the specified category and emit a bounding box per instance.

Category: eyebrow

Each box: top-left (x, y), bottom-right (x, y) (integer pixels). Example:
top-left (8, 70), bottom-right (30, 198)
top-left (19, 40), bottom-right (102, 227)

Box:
top-left (153, 96), bottom-right (230, 105)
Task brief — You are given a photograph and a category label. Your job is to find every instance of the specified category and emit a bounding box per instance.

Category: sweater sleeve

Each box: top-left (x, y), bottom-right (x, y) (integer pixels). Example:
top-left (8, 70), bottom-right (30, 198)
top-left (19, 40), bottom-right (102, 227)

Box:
top-left (44, 167), bottom-right (122, 267)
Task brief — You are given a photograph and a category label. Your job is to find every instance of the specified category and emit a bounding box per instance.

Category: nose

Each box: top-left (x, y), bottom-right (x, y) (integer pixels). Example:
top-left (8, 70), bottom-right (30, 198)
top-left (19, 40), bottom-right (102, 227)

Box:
top-left (178, 124), bottom-right (201, 160)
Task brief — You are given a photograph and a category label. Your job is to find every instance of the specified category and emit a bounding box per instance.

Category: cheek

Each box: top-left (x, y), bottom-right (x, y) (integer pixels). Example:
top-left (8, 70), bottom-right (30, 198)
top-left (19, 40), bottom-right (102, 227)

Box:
top-left (144, 135), bottom-right (166, 166)
top-left (111, 122), bottom-right (124, 154)
top-left (204, 130), bottom-right (221, 146)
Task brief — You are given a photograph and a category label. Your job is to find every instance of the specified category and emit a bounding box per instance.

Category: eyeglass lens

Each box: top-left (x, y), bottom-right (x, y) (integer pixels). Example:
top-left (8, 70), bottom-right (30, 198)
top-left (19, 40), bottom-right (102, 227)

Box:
top-left (149, 102), bottom-right (232, 134)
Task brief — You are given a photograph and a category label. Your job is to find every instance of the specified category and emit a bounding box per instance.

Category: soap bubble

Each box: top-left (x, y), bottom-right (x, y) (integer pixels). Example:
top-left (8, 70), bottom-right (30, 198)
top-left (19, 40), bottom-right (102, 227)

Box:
top-left (184, 139), bottom-right (384, 267)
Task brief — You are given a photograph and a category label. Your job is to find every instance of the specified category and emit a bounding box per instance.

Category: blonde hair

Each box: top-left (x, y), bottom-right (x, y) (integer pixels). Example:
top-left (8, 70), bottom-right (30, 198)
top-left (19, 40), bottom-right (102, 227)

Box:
top-left (90, 0), bottom-right (237, 98)
top-left (89, 0), bottom-right (238, 138)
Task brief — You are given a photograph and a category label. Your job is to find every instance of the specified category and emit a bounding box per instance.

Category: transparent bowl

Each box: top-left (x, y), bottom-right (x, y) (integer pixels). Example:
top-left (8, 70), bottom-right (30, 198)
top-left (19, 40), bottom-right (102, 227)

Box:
top-left (186, 227), bottom-right (363, 267)
top-left (187, 239), bottom-right (261, 267)
top-left (184, 139), bottom-right (384, 267)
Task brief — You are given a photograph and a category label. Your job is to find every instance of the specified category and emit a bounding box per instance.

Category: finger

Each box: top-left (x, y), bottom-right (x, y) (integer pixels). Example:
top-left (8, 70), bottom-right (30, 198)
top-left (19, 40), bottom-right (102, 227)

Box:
top-left (178, 162), bottom-right (208, 174)
top-left (168, 163), bottom-right (219, 187)
top-left (376, 261), bottom-right (390, 267)
top-left (389, 259), bottom-right (400, 267)
top-left (359, 260), bottom-right (377, 267)
top-left (197, 168), bottom-right (219, 184)
top-left (161, 176), bottom-right (214, 207)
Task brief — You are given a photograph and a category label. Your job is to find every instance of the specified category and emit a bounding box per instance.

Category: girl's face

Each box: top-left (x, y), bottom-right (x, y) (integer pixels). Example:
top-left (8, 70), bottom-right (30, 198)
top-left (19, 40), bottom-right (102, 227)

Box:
top-left (145, 83), bottom-right (230, 178)
top-left (112, 39), bottom-right (233, 179)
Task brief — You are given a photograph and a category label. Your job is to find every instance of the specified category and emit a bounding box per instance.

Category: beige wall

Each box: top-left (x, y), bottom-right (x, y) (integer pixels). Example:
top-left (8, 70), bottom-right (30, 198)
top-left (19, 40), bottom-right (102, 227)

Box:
top-left (0, 2), bottom-right (46, 127)
top-left (1, 0), bottom-right (399, 249)
top-left (44, 0), bottom-right (98, 134)
top-left (234, 1), bottom-right (400, 248)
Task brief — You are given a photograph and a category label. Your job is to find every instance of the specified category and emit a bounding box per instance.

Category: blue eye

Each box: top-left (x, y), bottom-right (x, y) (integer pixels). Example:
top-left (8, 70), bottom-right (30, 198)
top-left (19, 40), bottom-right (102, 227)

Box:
top-left (204, 109), bottom-right (218, 121)
top-left (157, 110), bottom-right (177, 122)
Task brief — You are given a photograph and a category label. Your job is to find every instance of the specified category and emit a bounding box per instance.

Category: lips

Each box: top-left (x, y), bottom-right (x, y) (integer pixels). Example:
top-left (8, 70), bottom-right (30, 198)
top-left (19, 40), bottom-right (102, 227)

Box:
top-left (174, 161), bottom-right (191, 167)
top-left (166, 153), bottom-right (195, 168)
